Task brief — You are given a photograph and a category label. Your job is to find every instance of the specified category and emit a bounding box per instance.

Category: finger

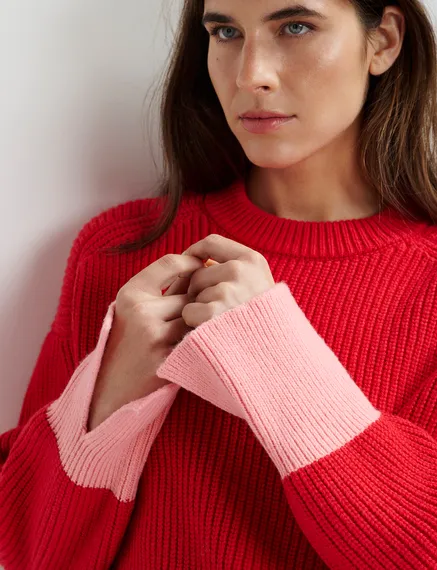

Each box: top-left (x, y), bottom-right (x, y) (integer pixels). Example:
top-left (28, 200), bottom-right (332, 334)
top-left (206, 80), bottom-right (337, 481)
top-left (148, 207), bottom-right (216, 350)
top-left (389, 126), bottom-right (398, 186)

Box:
top-left (182, 235), bottom-right (254, 264)
top-left (164, 317), bottom-right (193, 346)
top-left (163, 276), bottom-right (191, 297)
top-left (131, 254), bottom-right (205, 295)
top-left (164, 259), bottom-right (219, 297)
top-left (155, 293), bottom-right (194, 321)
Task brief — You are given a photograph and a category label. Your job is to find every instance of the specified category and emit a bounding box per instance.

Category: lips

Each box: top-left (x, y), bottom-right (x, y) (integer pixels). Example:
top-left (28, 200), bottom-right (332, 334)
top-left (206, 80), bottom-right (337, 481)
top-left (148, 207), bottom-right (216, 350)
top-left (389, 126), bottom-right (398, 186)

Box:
top-left (240, 115), bottom-right (295, 134)
top-left (240, 111), bottom-right (291, 119)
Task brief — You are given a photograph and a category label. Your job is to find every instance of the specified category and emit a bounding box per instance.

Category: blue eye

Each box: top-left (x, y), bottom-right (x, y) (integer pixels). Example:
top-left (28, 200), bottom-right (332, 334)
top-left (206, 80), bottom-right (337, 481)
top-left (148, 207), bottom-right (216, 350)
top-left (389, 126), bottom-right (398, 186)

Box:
top-left (212, 26), bottom-right (237, 42)
top-left (209, 21), bottom-right (315, 44)
top-left (285, 23), bottom-right (312, 36)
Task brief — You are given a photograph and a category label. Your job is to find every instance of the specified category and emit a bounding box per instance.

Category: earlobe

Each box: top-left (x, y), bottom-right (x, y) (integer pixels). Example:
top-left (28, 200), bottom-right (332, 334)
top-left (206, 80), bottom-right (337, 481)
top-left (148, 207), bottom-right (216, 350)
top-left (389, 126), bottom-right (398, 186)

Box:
top-left (369, 54), bottom-right (385, 77)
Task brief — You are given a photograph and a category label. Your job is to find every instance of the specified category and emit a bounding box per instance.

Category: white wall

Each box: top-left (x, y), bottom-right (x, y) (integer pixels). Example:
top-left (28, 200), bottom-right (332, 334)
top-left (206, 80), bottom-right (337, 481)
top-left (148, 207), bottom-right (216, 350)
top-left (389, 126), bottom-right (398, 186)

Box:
top-left (0, 0), bottom-right (181, 435)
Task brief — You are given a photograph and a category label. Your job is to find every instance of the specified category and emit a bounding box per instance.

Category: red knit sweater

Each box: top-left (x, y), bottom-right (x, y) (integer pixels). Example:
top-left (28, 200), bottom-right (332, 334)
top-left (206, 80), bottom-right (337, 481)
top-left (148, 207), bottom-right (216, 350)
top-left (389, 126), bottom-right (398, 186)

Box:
top-left (2, 178), bottom-right (437, 569)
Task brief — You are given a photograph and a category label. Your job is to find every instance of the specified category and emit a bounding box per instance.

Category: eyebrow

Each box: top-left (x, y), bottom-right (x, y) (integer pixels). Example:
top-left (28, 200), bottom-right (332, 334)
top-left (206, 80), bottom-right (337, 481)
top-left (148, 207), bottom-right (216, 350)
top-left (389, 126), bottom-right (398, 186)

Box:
top-left (201, 5), bottom-right (328, 27)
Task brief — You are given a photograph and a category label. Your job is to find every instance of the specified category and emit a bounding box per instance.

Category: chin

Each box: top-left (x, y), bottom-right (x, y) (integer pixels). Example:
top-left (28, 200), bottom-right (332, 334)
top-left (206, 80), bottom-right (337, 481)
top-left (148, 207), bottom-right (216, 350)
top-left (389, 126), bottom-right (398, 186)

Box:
top-left (240, 131), bottom-right (332, 168)
top-left (241, 146), bottom-right (311, 169)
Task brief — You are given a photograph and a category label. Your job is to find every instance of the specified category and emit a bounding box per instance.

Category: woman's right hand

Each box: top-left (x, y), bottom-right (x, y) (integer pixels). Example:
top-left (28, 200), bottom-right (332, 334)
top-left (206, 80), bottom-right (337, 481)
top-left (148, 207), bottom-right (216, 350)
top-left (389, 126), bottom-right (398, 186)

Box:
top-left (87, 253), bottom-right (206, 431)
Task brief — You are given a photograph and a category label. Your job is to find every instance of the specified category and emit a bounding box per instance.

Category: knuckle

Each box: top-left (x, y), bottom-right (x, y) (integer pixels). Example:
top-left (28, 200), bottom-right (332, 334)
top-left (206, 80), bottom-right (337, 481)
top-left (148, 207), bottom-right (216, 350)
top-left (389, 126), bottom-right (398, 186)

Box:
top-left (227, 260), bottom-right (243, 279)
top-left (116, 285), bottom-right (151, 315)
top-left (217, 281), bottom-right (231, 296)
top-left (207, 233), bottom-right (222, 242)
top-left (159, 253), bottom-right (180, 267)
top-left (116, 285), bottom-right (133, 307)
top-left (248, 251), bottom-right (263, 263)
top-left (207, 302), bottom-right (219, 317)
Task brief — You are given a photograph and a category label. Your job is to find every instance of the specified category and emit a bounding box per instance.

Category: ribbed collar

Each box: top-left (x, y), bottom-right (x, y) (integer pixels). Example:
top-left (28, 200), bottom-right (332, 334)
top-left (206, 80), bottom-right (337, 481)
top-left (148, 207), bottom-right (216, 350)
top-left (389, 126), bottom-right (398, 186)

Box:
top-left (202, 178), bottom-right (428, 258)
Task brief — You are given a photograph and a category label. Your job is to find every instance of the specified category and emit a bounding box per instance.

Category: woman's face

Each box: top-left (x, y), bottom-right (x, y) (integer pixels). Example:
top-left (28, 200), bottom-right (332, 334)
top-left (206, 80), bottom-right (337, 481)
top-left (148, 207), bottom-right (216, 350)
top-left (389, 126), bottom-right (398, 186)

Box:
top-left (203, 0), bottom-right (376, 167)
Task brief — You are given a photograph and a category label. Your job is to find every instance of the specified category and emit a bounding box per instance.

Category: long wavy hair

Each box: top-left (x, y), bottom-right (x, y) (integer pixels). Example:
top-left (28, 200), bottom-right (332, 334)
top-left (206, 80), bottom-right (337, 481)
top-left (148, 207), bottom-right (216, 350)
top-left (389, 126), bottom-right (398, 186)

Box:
top-left (104, 0), bottom-right (437, 256)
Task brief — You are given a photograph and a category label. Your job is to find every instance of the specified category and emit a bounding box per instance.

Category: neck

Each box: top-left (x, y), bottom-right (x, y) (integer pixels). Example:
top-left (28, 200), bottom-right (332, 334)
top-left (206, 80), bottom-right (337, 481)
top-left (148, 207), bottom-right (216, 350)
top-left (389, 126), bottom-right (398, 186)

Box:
top-left (203, 178), bottom-right (424, 258)
top-left (245, 120), bottom-right (382, 222)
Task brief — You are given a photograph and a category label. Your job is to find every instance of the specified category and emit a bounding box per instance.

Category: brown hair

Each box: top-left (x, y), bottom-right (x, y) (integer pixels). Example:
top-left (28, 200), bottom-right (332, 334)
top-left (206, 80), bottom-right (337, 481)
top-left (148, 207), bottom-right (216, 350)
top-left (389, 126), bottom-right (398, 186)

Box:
top-left (104, 0), bottom-right (437, 256)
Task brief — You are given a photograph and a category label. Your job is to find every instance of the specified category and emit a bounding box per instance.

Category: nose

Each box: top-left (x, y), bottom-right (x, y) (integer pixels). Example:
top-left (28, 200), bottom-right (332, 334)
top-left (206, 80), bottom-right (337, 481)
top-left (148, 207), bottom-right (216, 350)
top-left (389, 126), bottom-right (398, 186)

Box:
top-left (236, 41), bottom-right (279, 93)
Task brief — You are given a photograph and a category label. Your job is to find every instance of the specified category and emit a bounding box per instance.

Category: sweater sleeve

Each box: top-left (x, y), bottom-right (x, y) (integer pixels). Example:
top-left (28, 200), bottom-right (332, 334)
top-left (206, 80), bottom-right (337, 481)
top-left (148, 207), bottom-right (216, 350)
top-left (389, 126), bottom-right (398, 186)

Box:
top-left (0, 204), bottom-right (180, 570)
top-left (0, 299), bottom-right (180, 570)
top-left (156, 282), bottom-right (437, 570)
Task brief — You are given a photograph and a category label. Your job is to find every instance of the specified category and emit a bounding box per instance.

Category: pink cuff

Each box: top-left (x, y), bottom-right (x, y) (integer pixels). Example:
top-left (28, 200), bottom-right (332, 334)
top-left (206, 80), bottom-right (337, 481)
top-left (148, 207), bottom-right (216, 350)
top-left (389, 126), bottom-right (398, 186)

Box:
top-left (47, 301), bottom-right (180, 502)
top-left (157, 282), bottom-right (380, 478)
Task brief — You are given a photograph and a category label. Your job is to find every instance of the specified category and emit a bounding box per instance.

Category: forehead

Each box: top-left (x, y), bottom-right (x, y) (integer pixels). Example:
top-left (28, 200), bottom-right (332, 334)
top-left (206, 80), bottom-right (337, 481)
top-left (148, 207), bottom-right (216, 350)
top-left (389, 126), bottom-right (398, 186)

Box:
top-left (202, 0), bottom-right (342, 20)
top-left (203, 0), bottom-right (328, 11)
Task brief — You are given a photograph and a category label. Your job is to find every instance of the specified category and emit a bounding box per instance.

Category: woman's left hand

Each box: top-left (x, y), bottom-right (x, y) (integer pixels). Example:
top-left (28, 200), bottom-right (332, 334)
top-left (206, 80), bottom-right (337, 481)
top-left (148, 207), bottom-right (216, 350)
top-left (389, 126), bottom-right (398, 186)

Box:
top-left (178, 234), bottom-right (276, 329)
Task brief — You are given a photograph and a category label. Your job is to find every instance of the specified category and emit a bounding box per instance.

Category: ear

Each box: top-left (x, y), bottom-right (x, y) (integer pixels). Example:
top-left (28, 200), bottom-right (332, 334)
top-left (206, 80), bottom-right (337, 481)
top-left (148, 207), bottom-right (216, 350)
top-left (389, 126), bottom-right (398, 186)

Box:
top-left (368, 6), bottom-right (405, 77)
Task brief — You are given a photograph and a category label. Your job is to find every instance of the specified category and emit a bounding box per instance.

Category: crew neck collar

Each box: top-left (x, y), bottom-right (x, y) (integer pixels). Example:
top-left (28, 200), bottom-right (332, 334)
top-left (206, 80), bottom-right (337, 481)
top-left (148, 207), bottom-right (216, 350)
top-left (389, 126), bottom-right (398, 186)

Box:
top-left (202, 178), bottom-right (427, 258)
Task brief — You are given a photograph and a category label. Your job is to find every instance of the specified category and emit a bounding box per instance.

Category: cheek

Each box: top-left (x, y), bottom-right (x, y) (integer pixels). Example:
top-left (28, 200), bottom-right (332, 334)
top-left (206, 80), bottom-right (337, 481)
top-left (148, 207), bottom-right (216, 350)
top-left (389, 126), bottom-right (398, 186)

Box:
top-left (295, 36), bottom-right (367, 132)
top-left (208, 52), bottom-right (232, 105)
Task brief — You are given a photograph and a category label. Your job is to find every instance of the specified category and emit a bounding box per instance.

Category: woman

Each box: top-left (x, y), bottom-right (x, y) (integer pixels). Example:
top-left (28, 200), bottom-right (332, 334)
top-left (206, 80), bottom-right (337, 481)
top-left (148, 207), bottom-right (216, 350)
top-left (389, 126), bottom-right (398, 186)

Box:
top-left (2, 0), bottom-right (437, 568)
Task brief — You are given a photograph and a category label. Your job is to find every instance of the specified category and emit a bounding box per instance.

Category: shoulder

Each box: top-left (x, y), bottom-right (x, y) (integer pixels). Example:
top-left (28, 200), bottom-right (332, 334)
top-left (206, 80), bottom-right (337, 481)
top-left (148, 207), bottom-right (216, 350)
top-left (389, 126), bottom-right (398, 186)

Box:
top-left (416, 223), bottom-right (437, 260)
top-left (53, 189), bottom-right (202, 335)
top-left (72, 196), bottom-right (162, 262)
top-left (71, 189), bottom-right (202, 263)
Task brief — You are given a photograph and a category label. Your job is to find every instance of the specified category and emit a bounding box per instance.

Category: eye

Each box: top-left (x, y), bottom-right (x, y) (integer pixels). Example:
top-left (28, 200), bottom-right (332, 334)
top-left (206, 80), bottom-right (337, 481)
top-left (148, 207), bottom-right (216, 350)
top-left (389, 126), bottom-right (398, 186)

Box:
top-left (209, 21), bottom-right (315, 44)
top-left (210, 26), bottom-right (239, 43)
top-left (283, 22), bottom-right (314, 37)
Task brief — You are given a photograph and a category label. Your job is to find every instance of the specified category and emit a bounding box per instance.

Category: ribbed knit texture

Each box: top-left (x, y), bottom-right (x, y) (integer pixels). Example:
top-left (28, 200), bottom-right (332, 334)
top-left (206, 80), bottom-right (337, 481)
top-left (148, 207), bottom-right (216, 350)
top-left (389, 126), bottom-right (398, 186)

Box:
top-left (2, 178), bottom-right (437, 569)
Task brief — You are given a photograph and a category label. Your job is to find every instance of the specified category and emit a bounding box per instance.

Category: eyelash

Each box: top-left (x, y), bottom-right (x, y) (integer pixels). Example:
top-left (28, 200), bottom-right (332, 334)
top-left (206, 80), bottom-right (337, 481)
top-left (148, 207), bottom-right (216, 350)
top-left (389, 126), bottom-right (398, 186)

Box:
top-left (209, 21), bottom-right (316, 44)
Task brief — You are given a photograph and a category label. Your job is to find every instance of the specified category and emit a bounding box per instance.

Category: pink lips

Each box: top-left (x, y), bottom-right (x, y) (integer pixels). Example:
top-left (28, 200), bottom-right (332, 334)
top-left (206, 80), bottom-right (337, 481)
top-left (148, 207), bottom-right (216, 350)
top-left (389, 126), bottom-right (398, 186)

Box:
top-left (240, 116), bottom-right (295, 134)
